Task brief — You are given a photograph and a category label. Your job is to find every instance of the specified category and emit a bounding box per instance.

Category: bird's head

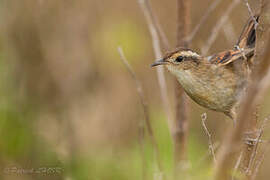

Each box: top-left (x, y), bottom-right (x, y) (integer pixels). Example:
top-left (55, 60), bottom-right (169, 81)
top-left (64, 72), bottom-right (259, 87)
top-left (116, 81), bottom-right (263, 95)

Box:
top-left (151, 48), bottom-right (202, 74)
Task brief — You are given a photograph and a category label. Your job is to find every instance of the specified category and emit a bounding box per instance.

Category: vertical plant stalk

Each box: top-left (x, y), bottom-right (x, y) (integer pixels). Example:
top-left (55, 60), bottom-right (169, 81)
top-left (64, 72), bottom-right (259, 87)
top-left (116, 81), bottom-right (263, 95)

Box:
top-left (174, 0), bottom-right (191, 170)
top-left (213, 1), bottom-right (270, 179)
top-left (137, 0), bottom-right (173, 131)
top-left (201, 0), bottom-right (241, 56)
top-left (232, 151), bottom-right (243, 180)
top-left (239, 1), bottom-right (269, 178)
top-left (222, 20), bottom-right (238, 44)
top-left (118, 47), bottom-right (163, 176)
top-left (201, 113), bottom-right (217, 163)
top-left (142, 0), bottom-right (171, 50)
top-left (186, 0), bottom-right (222, 43)
top-left (251, 142), bottom-right (270, 180)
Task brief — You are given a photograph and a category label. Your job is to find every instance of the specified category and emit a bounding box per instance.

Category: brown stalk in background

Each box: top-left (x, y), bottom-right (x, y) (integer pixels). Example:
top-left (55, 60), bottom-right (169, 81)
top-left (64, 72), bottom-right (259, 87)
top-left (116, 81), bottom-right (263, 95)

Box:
top-left (201, 0), bottom-right (241, 56)
top-left (138, 0), bottom-right (191, 177)
top-left (186, 0), bottom-right (223, 43)
top-left (137, 0), bottom-right (173, 132)
top-left (173, 0), bottom-right (191, 170)
top-left (138, 0), bottom-right (192, 174)
top-left (222, 19), bottom-right (238, 45)
top-left (141, 0), bottom-right (171, 50)
top-left (118, 47), bottom-right (163, 177)
top-left (213, 1), bottom-right (270, 179)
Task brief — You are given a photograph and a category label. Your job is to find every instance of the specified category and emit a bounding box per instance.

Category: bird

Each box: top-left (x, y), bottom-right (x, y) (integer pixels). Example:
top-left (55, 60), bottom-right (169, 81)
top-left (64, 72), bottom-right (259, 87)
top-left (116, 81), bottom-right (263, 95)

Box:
top-left (151, 15), bottom-right (259, 120)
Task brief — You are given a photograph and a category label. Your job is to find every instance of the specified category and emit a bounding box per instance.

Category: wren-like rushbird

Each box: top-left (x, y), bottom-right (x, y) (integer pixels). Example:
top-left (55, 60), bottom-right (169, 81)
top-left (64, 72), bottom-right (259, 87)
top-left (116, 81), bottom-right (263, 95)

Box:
top-left (151, 15), bottom-right (259, 120)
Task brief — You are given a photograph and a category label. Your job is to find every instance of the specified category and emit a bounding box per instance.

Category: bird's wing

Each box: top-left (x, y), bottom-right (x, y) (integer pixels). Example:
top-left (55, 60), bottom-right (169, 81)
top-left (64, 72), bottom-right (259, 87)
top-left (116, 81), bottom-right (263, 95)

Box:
top-left (207, 48), bottom-right (254, 66)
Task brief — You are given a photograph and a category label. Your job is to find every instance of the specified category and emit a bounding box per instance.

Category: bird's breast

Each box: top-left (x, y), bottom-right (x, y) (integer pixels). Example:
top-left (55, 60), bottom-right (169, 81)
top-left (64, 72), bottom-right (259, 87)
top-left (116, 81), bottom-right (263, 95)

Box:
top-left (169, 66), bottom-right (241, 113)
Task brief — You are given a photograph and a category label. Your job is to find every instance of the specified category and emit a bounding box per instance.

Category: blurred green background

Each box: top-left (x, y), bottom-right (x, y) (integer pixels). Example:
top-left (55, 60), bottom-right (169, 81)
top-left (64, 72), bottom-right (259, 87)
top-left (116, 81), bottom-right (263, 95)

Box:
top-left (0, 0), bottom-right (270, 179)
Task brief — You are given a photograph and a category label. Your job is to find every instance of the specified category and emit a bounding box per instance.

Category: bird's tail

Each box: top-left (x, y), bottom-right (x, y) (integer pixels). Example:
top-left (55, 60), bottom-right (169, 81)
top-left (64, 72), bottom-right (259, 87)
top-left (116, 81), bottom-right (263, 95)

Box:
top-left (236, 15), bottom-right (259, 49)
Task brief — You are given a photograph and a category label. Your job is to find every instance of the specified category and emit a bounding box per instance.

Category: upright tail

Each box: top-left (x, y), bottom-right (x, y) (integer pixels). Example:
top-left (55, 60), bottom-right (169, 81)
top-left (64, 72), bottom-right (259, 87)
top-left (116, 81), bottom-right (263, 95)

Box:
top-left (236, 15), bottom-right (259, 49)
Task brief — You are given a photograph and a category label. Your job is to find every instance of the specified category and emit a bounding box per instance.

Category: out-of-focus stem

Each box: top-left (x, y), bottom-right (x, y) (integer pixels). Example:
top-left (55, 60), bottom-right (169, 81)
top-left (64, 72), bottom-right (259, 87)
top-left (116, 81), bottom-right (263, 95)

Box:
top-left (173, 0), bottom-right (191, 171)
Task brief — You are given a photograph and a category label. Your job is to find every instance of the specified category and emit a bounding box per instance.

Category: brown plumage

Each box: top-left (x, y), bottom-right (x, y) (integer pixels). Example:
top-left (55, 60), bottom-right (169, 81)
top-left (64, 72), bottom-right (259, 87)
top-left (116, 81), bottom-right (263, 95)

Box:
top-left (151, 15), bottom-right (259, 120)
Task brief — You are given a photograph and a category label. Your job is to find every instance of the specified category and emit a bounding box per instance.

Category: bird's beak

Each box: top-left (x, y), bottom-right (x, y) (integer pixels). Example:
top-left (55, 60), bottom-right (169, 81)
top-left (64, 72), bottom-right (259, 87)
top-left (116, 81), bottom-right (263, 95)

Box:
top-left (151, 59), bottom-right (168, 67)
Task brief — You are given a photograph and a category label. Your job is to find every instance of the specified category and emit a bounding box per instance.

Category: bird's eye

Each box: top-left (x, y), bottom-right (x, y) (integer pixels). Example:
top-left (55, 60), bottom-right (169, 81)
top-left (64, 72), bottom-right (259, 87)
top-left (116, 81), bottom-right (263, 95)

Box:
top-left (175, 56), bottom-right (184, 62)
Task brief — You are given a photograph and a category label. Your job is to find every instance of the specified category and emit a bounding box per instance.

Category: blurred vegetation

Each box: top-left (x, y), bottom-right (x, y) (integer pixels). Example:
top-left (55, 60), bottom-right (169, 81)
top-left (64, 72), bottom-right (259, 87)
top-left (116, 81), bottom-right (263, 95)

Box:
top-left (0, 0), bottom-right (269, 180)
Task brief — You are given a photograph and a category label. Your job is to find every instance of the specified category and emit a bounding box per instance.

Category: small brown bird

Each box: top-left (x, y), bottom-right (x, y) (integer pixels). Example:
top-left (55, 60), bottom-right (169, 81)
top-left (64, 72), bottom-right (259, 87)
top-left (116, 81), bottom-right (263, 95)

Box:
top-left (151, 16), bottom-right (259, 120)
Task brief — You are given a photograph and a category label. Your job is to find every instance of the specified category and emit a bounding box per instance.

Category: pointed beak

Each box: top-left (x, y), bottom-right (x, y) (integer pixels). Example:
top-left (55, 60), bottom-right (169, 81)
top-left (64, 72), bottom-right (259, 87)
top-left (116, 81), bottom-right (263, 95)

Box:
top-left (151, 59), bottom-right (168, 67)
